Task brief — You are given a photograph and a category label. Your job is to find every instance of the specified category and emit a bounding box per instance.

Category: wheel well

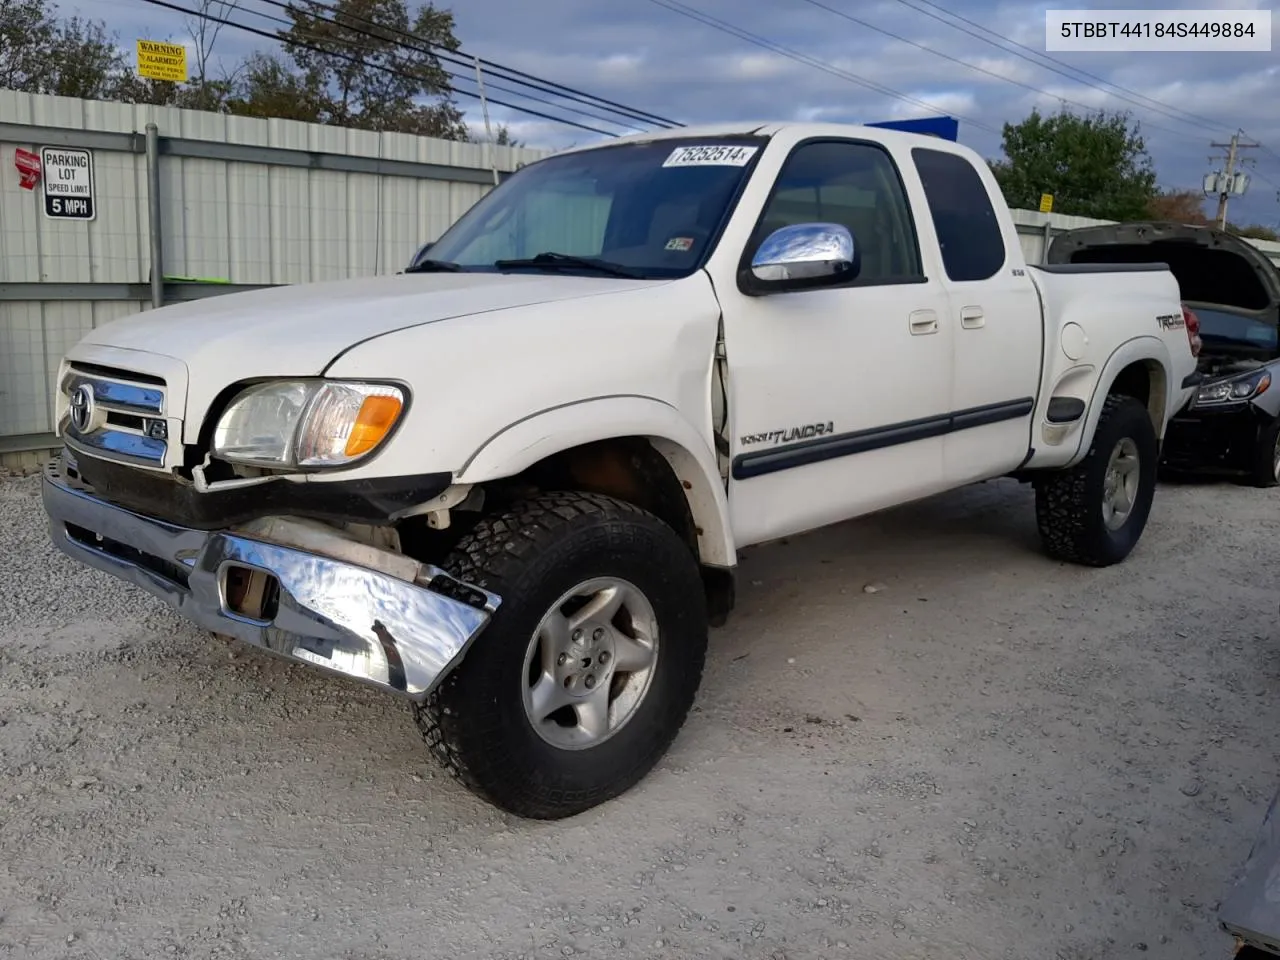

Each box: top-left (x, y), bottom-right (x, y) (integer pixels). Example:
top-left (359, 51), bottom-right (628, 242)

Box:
top-left (1107, 359), bottom-right (1168, 437)
top-left (521, 437), bottom-right (699, 549)
top-left (501, 437), bottom-right (735, 625)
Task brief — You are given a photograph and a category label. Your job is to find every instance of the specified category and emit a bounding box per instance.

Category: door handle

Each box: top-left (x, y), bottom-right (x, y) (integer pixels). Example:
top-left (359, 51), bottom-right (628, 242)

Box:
top-left (909, 309), bottom-right (939, 335)
top-left (960, 306), bottom-right (985, 329)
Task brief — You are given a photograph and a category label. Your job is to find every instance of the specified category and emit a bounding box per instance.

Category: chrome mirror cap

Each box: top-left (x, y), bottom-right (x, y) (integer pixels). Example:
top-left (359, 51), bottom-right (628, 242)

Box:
top-left (749, 222), bottom-right (858, 284)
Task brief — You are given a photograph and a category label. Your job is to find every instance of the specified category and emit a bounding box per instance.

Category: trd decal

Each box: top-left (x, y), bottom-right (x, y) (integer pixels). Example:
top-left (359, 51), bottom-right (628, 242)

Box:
top-left (1157, 312), bottom-right (1185, 330)
top-left (739, 421), bottom-right (835, 447)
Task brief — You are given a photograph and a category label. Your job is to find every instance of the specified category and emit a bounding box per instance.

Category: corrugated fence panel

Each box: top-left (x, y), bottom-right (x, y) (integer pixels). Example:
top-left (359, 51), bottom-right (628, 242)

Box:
top-left (94, 147), bottom-right (147, 283)
top-left (0, 302), bottom-right (47, 435)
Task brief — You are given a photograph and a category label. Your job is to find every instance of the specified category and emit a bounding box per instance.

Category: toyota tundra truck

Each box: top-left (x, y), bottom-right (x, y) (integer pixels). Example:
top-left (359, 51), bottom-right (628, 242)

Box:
top-left (40, 122), bottom-right (1199, 819)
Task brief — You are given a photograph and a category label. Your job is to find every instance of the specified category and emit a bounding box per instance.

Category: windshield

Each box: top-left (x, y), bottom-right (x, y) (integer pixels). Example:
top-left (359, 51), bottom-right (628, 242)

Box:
top-left (1192, 304), bottom-right (1279, 356)
top-left (424, 137), bottom-right (766, 278)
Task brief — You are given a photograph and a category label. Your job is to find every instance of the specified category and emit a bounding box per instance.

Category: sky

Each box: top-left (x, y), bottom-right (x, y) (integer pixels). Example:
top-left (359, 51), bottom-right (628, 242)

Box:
top-left (72, 0), bottom-right (1280, 228)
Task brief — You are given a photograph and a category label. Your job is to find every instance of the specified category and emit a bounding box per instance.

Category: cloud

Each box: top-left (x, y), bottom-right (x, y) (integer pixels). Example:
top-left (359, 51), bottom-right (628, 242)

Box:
top-left (66, 0), bottom-right (1280, 226)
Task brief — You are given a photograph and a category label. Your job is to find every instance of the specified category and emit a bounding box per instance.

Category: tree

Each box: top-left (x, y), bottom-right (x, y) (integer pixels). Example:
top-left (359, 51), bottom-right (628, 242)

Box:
top-left (468, 123), bottom-right (521, 147)
top-left (1145, 188), bottom-right (1210, 224)
top-left (222, 51), bottom-right (327, 122)
top-left (0, 0), bottom-right (128, 99)
top-left (278, 0), bottom-right (467, 137)
top-left (494, 125), bottom-right (523, 147)
top-left (1229, 223), bottom-right (1280, 242)
top-left (0, 0), bottom-right (485, 144)
top-left (185, 0), bottom-right (240, 88)
top-left (1141, 189), bottom-right (1278, 240)
top-left (990, 107), bottom-right (1158, 221)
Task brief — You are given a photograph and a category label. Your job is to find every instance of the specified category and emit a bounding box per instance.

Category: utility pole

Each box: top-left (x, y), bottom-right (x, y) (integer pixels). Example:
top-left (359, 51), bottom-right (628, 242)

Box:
top-left (1205, 131), bottom-right (1259, 230)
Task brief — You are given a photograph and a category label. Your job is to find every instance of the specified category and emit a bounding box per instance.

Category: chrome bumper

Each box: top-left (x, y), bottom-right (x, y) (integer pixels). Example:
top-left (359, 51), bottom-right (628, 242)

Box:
top-left (40, 457), bottom-right (499, 700)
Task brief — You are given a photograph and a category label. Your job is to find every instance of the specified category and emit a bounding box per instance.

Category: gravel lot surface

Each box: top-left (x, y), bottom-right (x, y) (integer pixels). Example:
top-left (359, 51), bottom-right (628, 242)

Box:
top-left (1, 471), bottom-right (1278, 960)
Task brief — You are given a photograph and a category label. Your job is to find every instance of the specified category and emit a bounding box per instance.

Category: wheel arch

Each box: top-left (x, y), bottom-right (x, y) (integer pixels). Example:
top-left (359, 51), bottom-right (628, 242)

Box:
top-left (1065, 337), bottom-right (1173, 469)
top-left (456, 395), bottom-right (736, 570)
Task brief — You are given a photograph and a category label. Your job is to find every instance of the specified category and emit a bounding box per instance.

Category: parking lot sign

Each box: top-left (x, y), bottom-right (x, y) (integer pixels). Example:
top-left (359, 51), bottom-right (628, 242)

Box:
top-left (41, 147), bottom-right (95, 220)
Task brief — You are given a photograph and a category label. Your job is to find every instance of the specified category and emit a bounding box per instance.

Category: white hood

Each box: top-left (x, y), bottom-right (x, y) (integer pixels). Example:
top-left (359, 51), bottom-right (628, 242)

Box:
top-left (72, 272), bottom-right (657, 428)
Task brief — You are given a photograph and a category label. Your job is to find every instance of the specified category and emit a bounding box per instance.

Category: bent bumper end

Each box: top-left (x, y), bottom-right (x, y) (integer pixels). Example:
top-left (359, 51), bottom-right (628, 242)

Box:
top-left (41, 456), bottom-right (499, 700)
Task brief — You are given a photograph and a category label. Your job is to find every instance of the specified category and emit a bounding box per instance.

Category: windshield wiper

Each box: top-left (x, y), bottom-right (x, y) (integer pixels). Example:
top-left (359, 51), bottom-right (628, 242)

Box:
top-left (494, 252), bottom-right (644, 279)
top-left (404, 258), bottom-right (464, 274)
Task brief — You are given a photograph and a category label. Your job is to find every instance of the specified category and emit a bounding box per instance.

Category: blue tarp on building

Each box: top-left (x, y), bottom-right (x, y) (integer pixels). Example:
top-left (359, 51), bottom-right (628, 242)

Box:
top-left (863, 116), bottom-right (960, 141)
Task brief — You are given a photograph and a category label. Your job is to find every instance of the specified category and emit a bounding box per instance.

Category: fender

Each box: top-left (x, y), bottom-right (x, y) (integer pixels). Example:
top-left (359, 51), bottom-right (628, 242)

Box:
top-left (456, 394), bottom-right (736, 568)
top-left (1064, 335), bottom-right (1174, 469)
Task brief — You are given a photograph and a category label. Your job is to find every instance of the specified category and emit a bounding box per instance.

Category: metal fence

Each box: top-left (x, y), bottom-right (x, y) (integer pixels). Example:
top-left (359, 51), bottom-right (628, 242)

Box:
top-left (0, 90), bottom-right (550, 463)
top-left (2, 90), bottom-right (1279, 468)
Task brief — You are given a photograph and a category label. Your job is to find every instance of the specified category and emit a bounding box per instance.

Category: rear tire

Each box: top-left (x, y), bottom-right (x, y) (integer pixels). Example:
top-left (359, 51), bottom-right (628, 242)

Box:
top-left (1034, 394), bottom-right (1158, 567)
top-left (413, 491), bottom-right (708, 819)
top-left (1249, 418), bottom-right (1280, 489)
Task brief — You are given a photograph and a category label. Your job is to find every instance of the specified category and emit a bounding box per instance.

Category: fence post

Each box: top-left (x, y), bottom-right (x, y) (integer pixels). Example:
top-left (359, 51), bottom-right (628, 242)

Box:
top-left (145, 122), bottom-right (164, 308)
top-left (1041, 219), bottom-right (1053, 263)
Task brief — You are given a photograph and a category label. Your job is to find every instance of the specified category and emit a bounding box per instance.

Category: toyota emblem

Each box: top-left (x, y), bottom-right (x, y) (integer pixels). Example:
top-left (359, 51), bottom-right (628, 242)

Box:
top-left (69, 383), bottom-right (95, 432)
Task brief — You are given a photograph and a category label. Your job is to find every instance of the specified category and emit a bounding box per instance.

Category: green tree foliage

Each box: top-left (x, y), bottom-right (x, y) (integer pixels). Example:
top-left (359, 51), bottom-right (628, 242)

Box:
top-left (281, 0), bottom-right (466, 137)
top-left (0, 0), bottom-right (518, 144)
top-left (990, 107), bottom-right (1158, 221)
top-left (0, 0), bottom-right (129, 99)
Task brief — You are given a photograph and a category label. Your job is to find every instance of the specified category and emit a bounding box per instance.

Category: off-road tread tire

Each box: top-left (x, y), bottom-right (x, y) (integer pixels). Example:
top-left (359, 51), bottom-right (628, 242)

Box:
top-left (1035, 394), bottom-right (1158, 567)
top-left (413, 490), bottom-right (708, 820)
top-left (1249, 418), bottom-right (1280, 489)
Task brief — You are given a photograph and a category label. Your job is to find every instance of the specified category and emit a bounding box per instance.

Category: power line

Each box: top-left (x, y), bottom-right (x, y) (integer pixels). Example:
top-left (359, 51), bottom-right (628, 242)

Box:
top-left (886, 0), bottom-right (1227, 138)
top-left (791, 0), bottom-right (1191, 138)
top-left (644, 0), bottom-right (1001, 135)
top-left (247, 0), bottom-right (681, 129)
top-left (892, 0), bottom-right (1225, 132)
top-left (233, 0), bottom-right (651, 132)
top-left (1241, 130), bottom-right (1280, 172)
top-left (135, 0), bottom-right (625, 136)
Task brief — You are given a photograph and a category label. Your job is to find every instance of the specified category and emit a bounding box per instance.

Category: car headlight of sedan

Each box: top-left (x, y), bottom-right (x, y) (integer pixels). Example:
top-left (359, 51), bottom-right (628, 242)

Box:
top-left (212, 380), bottom-right (407, 469)
top-left (1196, 369), bottom-right (1272, 406)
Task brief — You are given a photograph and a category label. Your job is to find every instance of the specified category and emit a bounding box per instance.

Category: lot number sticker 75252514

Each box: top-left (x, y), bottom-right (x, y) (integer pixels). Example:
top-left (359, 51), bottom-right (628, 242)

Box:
top-left (662, 144), bottom-right (759, 168)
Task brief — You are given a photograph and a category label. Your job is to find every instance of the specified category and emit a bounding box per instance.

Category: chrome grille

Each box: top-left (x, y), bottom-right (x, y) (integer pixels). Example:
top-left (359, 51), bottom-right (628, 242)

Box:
top-left (61, 362), bottom-right (172, 467)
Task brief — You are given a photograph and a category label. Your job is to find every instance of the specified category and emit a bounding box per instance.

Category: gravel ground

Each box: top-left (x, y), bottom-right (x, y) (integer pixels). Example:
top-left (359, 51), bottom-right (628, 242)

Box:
top-left (1, 471), bottom-right (1278, 960)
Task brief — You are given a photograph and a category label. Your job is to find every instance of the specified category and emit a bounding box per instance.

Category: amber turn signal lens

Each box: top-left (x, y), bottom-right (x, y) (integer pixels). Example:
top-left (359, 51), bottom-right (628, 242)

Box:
top-left (344, 394), bottom-right (403, 457)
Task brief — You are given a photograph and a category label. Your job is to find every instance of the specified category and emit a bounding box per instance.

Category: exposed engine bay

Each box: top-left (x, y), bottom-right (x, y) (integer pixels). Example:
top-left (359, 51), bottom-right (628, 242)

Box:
top-left (1047, 220), bottom-right (1280, 486)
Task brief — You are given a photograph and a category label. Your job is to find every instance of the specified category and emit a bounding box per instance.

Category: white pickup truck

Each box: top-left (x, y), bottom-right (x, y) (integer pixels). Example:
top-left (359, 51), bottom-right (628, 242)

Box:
top-left (42, 122), bottom-right (1199, 818)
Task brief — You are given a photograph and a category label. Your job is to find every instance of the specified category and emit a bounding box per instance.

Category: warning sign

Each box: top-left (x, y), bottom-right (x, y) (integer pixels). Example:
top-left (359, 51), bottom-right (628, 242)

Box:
top-left (1038, 193), bottom-right (1054, 214)
top-left (136, 39), bottom-right (188, 83)
top-left (41, 147), bottom-right (95, 220)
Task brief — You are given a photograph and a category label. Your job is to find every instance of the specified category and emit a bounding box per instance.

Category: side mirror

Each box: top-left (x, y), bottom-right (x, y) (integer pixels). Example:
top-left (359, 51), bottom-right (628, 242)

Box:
top-left (742, 222), bottom-right (859, 294)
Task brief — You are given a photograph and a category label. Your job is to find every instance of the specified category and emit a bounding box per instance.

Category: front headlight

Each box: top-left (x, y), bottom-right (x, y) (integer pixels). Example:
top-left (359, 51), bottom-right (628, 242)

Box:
top-left (1197, 369), bottom-right (1271, 406)
top-left (212, 380), bottom-right (406, 469)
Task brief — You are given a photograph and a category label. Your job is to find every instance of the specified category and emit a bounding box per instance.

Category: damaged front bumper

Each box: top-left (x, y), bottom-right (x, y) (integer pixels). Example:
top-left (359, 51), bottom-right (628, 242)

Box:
top-left (41, 455), bottom-right (500, 700)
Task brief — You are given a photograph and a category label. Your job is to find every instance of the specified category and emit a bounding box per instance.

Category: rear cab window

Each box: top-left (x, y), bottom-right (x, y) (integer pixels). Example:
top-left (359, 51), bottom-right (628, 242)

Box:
top-left (911, 147), bottom-right (1007, 282)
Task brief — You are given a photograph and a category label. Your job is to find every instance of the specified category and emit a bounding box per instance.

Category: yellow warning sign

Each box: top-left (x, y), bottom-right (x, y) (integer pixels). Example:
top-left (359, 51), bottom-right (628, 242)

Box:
top-left (136, 40), bottom-right (187, 83)
top-left (1038, 193), bottom-right (1054, 214)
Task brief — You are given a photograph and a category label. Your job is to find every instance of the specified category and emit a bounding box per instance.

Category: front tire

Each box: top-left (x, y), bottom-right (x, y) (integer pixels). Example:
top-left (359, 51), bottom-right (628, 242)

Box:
top-left (413, 491), bottom-right (708, 819)
top-left (1034, 394), bottom-right (1158, 567)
